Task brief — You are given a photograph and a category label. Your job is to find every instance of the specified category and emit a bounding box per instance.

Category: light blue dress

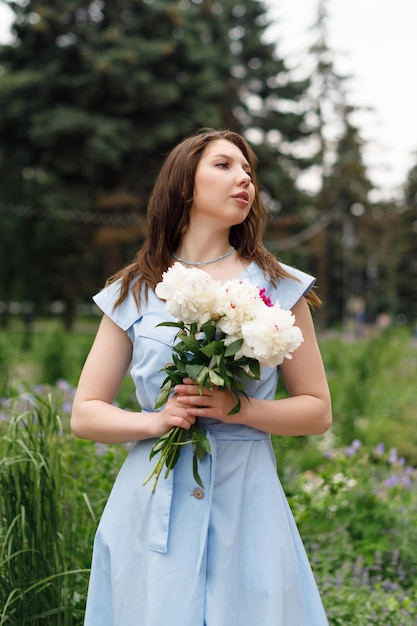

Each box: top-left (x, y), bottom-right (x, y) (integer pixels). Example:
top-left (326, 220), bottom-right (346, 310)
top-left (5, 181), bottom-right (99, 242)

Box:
top-left (84, 262), bottom-right (328, 626)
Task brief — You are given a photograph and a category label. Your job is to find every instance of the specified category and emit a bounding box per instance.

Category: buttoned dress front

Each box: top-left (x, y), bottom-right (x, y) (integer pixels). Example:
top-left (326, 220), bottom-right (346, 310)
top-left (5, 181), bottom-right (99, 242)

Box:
top-left (83, 262), bottom-right (328, 626)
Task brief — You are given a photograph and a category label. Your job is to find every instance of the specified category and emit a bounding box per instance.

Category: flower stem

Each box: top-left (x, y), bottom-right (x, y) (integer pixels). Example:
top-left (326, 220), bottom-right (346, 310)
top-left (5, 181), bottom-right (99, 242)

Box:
top-left (142, 424), bottom-right (210, 493)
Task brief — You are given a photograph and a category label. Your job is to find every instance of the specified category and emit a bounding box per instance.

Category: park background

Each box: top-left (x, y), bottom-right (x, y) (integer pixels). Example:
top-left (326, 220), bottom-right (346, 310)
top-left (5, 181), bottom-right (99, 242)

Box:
top-left (0, 0), bottom-right (416, 624)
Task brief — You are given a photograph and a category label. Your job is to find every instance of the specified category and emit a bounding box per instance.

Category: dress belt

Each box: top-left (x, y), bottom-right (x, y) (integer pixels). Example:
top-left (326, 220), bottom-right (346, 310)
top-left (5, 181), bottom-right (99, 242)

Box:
top-left (147, 424), bottom-right (270, 574)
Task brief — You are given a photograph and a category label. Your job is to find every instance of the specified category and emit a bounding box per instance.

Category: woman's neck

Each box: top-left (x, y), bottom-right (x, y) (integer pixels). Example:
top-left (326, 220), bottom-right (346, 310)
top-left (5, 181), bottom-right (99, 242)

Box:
top-left (172, 237), bottom-right (249, 282)
top-left (173, 243), bottom-right (232, 266)
top-left (174, 226), bottom-right (232, 263)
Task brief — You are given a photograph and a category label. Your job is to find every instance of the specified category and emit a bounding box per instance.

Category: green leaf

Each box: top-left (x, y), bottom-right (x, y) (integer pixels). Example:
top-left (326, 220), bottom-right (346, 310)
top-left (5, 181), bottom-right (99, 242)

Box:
top-left (186, 363), bottom-right (205, 382)
top-left (178, 334), bottom-right (201, 352)
top-left (156, 321), bottom-right (185, 330)
top-left (154, 380), bottom-right (173, 409)
top-left (192, 452), bottom-right (205, 489)
top-left (218, 359), bottom-right (230, 380)
top-left (200, 340), bottom-right (223, 357)
top-left (194, 427), bottom-right (211, 454)
top-left (213, 354), bottom-right (222, 367)
top-left (197, 367), bottom-right (209, 393)
top-left (172, 353), bottom-right (187, 373)
top-left (149, 425), bottom-right (184, 459)
top-left (228, 395), bottom-right (241, 415)
top-left (208, 369), bottom-right (225, 387)
top-left (200, 320), bottom-right (217, 342)
top-left (231, 380), bottom-right (246, 392)
top-left (193, 441), bottom-right (206, 462)
top-left (224, 338), bottom-right (244, 357)
top-left (248, 359), bottom-right (261, 379)
top-left (231, 365), bottom-right (258, 381)
top-left (164, 446), bottom-right (181, 474)
top-left (150, 437), bottom-right (169, 455)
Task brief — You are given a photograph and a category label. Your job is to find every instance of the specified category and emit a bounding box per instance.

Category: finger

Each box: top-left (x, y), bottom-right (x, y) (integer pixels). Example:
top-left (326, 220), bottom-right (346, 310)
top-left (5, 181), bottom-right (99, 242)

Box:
top-left (175, 383), bottom-right (201, 395)
top-left (164, 407), bottom-right (196, 429)
top-left (177, 393), bottom-right (213, 408)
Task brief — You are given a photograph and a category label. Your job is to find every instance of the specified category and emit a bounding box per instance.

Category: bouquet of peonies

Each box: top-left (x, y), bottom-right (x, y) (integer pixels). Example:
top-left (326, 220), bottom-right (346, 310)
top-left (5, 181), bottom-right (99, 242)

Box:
top-left (143, 262), bottom-right (304, 492)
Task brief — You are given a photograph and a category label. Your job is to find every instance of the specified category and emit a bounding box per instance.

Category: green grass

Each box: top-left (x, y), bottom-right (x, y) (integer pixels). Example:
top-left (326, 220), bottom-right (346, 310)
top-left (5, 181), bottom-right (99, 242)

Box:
top-left (0, 323), bottom-right (416, 623)
top-left (273, 326), bottom-right (417, 471)
top-left (0, 318), bottom-right (137, 408)
top-left (320, 327), bottom-right (417, 459)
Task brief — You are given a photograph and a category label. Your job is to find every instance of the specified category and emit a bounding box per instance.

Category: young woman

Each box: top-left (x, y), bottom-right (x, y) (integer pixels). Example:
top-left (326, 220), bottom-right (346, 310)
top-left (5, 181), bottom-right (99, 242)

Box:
top-left (71, 128), bottom-right (332, 626)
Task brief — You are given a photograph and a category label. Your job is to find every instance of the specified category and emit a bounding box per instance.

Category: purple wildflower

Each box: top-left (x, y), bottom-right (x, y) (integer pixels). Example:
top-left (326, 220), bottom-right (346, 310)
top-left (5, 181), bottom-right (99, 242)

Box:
top-left (401, 475), bottom-right (411, 488)
top-left (384, 475), bottom-right (399, 488)
top-left (94, 442), bottom-right (108, 456)
top-left (62, 401), bottom-right (73, 415)
top-left (374, 442), bottom-right (385, 455)
top-left (57, 379), bottom-right (73, 393)
top-left (388, 448), bottom-right (398, 464)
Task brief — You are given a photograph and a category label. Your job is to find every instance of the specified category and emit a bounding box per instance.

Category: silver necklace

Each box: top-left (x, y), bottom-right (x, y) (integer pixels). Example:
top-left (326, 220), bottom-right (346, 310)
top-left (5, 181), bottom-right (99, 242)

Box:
top-left (171, 246), bottom-right (235, 266)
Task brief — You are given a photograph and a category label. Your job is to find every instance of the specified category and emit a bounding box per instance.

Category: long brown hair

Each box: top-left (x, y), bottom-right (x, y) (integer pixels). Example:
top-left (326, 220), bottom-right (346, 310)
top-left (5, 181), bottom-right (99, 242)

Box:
top-left (109, 128), bottom-right (321, 309)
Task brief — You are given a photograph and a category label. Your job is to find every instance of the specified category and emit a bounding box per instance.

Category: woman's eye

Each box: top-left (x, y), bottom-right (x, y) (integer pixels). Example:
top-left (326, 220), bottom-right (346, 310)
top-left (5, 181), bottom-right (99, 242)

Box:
top-left (215, 162), bottom-right (252, 179)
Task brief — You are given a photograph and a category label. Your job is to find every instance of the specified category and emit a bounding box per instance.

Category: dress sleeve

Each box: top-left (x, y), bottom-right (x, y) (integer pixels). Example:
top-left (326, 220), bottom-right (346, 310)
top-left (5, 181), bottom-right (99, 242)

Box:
top-left (272, 263), bottom-right (316, 310)
top-left (92, 279), bottom-right (141, 331)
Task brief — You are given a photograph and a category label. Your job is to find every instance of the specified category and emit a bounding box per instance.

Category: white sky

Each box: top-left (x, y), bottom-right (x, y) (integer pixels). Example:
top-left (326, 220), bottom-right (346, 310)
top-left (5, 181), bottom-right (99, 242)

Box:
top-left (1, 0), bottom-right (416, 200)
top-left (265, 0), bottom-right (417, 200)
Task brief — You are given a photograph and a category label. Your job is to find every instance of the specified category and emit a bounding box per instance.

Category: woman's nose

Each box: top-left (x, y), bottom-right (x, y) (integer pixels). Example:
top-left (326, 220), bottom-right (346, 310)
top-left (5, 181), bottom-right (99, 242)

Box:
top-left (237, 169), bottom-right (251, 185)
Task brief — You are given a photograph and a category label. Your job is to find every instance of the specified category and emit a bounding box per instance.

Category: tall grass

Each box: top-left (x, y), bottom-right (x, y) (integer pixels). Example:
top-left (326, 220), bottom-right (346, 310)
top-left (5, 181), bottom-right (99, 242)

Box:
top-left (0, 335), bottom-right (12, 398)
top-left (0, 394), bottom-right (90, 625)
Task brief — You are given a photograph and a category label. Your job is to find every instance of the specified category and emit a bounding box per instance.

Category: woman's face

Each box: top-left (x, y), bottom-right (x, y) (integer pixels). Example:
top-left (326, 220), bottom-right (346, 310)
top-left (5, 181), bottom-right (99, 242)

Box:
top-left (190, 139), bottom-right (255, 227)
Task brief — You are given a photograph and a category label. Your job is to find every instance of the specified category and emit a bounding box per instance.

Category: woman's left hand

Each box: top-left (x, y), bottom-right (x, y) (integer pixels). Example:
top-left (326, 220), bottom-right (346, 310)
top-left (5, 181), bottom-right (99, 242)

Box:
top-left (174, 378), bottom-right (238, 422)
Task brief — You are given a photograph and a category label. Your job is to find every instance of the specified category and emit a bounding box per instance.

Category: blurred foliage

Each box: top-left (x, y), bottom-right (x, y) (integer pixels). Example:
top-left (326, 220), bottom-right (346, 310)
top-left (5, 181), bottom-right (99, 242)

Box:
top-left (1, 331), bottom-right (417, 623)
top-left (0, 0), bottom-right (318, 316)
top-left (274, 327), bottom-right (417, 467)
top-left (0, 0), bottom-right (415, 329)
top-left (400, 162), bottom-right (417, 322)
top-left (288, 440), bottom-right (417, 624)
top-left (0, 0), bottom-right (315, 206)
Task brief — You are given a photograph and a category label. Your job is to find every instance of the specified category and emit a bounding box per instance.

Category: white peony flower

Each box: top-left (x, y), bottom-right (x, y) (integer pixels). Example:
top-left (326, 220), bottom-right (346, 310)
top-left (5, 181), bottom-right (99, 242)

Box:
top-left (156, 263), bottom-right (303, 368)
top-left (239, 305), bottom-right (304, 367)
top-left (155, 262), bottom-right (222, 323)
top-left (216, 279), bottom-right (261, 335)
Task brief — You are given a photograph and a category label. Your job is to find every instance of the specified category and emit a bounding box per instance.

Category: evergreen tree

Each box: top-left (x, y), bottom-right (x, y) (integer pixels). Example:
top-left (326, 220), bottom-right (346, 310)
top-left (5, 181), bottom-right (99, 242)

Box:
top-left (0, 0), bottom-right (314, 321)
top-left (302, 0), bottom-right (375, 326)
top-left (0, 0), bottom-right (313, 209)
top-left (399, 160), bottom-right (417, 322)
top-left (325, 107), bottom-right (372, 325)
